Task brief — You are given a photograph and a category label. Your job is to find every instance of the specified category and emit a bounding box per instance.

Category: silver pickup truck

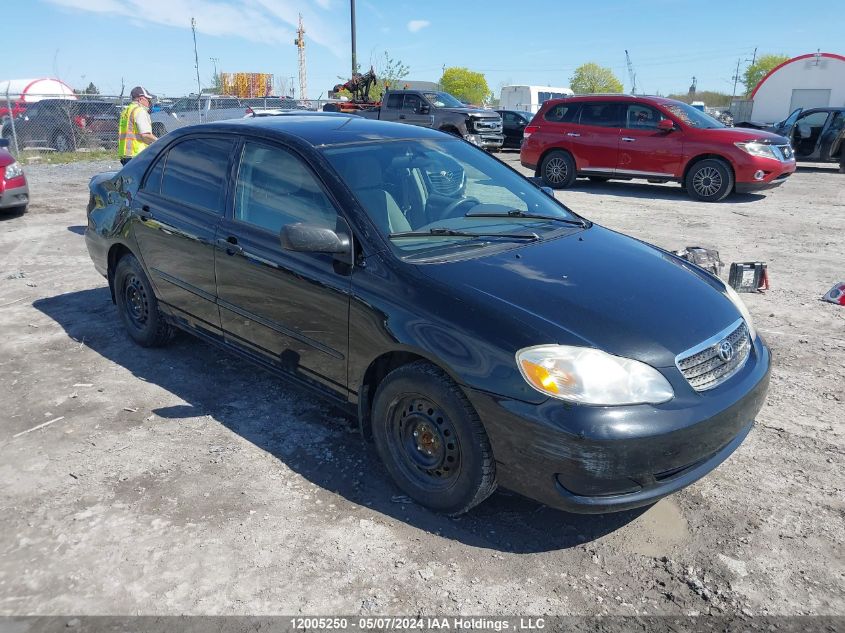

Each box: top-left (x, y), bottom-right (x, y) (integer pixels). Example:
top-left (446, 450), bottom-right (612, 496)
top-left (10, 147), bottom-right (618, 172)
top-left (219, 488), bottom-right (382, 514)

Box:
top-left (150, 96), bottom-right (246, 136)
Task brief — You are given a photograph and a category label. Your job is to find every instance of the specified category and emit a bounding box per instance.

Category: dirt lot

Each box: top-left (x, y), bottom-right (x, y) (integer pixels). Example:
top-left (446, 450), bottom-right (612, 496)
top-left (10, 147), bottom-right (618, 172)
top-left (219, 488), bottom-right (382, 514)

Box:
top-left (0, 154), bottom-right (843, 620)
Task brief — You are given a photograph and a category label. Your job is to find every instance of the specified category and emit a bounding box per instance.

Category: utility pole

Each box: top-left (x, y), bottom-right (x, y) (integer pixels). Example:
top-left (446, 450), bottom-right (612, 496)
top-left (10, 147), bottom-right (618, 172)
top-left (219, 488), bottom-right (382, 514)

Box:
top-left (191, 17), bottom-right (202, 110)
top-left (350, 0), bottom-right (357, 77)
top-left (731, 57), bottom-right (742, 99)
top-left (210, 57), bottom-right (219, 77)
top-left (625, 50), bottom-right (637, 95)
top-left (294, 14), bottom-right (307, 100)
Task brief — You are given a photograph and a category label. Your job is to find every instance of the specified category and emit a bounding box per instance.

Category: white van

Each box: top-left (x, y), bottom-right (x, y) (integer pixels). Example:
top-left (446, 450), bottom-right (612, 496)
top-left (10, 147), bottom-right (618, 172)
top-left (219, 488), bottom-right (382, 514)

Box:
top-left (499, 85), bottom-right (573, 113)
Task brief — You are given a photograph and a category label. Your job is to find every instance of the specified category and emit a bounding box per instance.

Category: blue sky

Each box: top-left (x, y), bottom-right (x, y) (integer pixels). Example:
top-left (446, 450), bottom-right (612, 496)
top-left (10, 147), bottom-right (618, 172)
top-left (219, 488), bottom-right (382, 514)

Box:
top-left (6, 0), bottom-right (842, 99)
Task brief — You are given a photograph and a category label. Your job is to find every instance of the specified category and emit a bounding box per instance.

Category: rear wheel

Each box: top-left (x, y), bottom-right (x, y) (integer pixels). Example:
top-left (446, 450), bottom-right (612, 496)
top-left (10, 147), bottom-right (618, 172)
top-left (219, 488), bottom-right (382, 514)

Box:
top-left (540, 150), bottom-right (576, 189)
top-left (685, 158), bottom-right (733, 202)
top-left (114, 254), bottom-right (173, 347)
top-left (371, 361), bottom-right (496, 515)
top-left (152, 122), bottom-right (166, 137)
top-left (53, 131), bottom-right (72, 153)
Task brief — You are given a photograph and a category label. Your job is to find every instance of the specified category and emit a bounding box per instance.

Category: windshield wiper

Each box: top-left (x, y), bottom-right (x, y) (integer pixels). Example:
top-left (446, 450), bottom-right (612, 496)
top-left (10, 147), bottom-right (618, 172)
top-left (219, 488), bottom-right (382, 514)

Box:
top-left (389, 227), bottom-right (539, 241)
top-left (465, 209), bottom-right (590, 228)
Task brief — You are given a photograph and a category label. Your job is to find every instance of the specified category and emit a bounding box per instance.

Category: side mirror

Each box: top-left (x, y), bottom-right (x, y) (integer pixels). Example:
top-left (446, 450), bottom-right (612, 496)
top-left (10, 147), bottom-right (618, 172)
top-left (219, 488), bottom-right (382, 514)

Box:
top-left (540, 186), bottom-right (555, 197)
top-left (281, 223), bottom-right (351, 255)
top-left (657, 119), bottom-right (675, 132)
top-left (419, 104), bottom-right (430, 115)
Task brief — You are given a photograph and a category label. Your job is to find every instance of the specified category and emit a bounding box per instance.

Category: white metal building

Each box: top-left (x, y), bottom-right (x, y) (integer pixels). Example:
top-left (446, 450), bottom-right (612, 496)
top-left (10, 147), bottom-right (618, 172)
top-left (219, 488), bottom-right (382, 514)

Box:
top-left (750, 53), bottom-right (845, 123)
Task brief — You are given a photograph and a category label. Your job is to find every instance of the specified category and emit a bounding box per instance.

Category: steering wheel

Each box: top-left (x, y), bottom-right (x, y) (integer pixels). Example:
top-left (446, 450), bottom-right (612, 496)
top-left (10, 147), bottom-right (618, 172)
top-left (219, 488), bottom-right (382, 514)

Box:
top-left (440, 196), bottom-right (480, 219)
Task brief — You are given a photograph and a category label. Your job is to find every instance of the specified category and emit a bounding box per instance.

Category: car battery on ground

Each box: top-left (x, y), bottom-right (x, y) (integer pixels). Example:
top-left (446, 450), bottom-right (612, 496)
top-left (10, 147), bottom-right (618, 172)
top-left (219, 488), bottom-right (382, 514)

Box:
top-left (674, 246), bottom-right (724, 277)
top-left (729, 262), bottom-right (769, 292)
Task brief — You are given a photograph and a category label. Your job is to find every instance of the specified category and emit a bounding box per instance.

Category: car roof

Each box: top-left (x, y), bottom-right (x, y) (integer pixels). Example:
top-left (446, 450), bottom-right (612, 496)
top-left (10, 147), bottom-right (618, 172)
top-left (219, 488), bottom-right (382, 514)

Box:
top-left (542, 94), bottom-right (686, 107)
top-left (186, 114), bottom-right (452, 147)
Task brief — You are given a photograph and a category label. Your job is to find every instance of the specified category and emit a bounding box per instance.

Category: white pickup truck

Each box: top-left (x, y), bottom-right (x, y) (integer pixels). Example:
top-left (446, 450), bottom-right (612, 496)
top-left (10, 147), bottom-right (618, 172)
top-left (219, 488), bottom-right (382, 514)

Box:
top-left (150, 95), bottom-right (246, 136)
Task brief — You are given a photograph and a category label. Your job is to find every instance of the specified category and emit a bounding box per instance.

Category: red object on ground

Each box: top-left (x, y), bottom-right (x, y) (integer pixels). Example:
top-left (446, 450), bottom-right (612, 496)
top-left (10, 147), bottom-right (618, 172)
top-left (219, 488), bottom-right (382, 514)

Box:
top-left (822, 282), bottom-right (845, 305)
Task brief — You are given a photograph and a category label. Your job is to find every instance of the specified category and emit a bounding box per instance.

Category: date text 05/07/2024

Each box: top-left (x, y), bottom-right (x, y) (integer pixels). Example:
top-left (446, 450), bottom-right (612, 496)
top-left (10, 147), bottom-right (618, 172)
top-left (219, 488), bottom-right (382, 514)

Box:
top-left (289, 617), bottom-right (547, 631)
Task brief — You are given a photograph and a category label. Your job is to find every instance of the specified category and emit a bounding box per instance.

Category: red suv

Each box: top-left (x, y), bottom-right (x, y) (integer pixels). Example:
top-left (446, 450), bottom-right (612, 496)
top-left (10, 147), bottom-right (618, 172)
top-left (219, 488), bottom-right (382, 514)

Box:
top-left (521, 95), bottom-right (796, 202)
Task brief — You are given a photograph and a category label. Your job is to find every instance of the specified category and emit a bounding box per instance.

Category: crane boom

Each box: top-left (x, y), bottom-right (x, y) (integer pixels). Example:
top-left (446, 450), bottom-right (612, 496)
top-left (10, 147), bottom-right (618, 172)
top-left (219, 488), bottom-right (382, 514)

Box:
top-left (625, 50), bottom-right (637, 95)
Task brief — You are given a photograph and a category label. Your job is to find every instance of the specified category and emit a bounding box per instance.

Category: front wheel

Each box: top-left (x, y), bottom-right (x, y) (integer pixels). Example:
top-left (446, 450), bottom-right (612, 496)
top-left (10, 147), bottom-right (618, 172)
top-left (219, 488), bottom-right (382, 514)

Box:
top-left (371, 361), bottom-right (496, 515)
top-left (114, 254), bottom-right (173, 347)
top-left (53, 131), bottom-right (72, 153)
top-left (540, 150), bottom-right (576, 189)
top-left (685, 158), bottom-right (734, 202)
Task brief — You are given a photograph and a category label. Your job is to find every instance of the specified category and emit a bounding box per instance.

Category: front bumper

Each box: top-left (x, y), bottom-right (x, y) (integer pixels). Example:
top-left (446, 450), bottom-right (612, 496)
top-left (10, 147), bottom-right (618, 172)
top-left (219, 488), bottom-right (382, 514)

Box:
top-left (734, 157), bottom-right (795, 193)
top-left (466, 336), bottom-right (771, 513)
top-left (0, 181), bottom-right (29, 209)
top-left (466, 133), bottom-right (504, 149)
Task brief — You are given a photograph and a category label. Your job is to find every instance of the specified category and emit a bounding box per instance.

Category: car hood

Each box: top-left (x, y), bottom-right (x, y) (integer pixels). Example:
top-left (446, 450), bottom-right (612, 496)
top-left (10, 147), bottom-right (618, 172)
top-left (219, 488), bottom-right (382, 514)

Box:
top-left (418, 226), bottom-right (742, 368)
top-left (441, 108), bottom-right (500, 119)
top-left (692, 126), bottom-right (790, 144)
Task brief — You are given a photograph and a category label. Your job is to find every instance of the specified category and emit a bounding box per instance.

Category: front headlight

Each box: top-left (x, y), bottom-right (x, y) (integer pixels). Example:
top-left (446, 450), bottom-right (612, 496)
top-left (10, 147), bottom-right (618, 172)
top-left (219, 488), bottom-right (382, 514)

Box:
top-left (724, 283), bottom-right (757, 340)
top-left (516, 345), bottom-right (674, 405)
top-left (4, 162), bottom-right (23, 179)
top-left (734, 141), bottom-right (778, 160)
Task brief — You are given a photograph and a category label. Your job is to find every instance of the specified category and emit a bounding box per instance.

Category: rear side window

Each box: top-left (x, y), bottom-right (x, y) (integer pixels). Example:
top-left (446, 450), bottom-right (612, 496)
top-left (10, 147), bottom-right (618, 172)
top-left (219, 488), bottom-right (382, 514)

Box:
top-left (385, 94), bottom-right (403, 109)
top-left (160, 137), bottom-right (234, 213)
top-left (578, 103), bottom-right (622, 127)
top-left (544, 104), bottom-right (576, 123)
top-left (143, 156), bottom-right (165, 194)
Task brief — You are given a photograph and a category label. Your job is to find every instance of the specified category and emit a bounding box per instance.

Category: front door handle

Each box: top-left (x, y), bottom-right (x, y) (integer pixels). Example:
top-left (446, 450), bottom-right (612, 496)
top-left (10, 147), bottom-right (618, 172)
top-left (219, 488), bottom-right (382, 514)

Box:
top-left (566, 132), bottom-right (581, 137)
top-left (622, 137), bottom-right (636, 142)
top-left (217, 236), bottom-right (244, 256)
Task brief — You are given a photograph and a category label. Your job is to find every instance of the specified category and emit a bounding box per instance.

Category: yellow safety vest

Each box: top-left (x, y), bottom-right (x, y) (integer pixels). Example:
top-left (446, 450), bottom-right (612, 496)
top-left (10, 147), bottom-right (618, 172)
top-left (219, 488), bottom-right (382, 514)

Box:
top-left (118, 102), bottom-right (149, 158)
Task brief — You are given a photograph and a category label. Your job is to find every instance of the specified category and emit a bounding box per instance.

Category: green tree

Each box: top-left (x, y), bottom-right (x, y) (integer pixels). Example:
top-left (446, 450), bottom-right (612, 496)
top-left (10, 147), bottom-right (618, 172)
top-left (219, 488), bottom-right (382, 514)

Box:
top-left (743, 54), bottom-right (789, 94)
top-left (438, 67), bottom-right (489, 105)
top-left (74, 82), bottom-right (100, 95)
top-left (569, 63), bottom-right (623, 94)
top-left (372, 51), bottom-right (410, 101)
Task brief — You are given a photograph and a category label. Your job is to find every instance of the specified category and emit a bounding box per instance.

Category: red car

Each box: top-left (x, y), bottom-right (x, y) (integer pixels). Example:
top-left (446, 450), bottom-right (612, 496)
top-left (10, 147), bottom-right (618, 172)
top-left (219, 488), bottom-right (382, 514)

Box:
top-left (521, 95), bottom-right (796, 202)
top-left (0, 139), bottom-right (29, 213)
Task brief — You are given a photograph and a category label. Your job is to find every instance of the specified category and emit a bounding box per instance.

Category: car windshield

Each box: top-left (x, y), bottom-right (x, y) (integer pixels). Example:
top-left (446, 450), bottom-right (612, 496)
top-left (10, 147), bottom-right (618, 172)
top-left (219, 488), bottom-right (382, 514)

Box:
top-left (323, 138), bottom-right (586, 259)
top-left (422, 92), bottom-right (464, 108)
top-left (663, 102), bottom-right (725, 129)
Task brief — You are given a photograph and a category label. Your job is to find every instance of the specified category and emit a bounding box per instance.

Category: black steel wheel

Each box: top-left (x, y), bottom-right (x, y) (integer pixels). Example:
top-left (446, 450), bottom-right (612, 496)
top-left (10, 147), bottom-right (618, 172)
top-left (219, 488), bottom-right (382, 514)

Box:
top-left (685, 158), bottom-right (734, 202)
top-left (540, 150), bottom-right (576, 189)
top-left (114, 254), bottom-right (173, 347)
top-left (372, 361), bottom-right (496, 515)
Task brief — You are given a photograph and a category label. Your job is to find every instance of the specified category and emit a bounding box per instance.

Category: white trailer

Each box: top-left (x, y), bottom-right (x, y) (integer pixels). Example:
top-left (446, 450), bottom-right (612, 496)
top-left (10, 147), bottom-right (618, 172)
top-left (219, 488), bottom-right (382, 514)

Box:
top-left (499, 85), bottom-right (573, 113)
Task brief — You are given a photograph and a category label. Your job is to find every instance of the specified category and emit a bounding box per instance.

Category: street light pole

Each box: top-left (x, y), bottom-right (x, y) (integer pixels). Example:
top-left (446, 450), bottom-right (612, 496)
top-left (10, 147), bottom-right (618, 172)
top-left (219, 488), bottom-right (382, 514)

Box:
top-left (350, 0), bottom-right (357, 77)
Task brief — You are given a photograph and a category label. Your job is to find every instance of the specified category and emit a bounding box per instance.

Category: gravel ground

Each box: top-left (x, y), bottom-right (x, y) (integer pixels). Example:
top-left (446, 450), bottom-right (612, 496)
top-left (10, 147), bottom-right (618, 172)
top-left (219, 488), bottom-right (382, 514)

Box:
top-left (0, 155), bottom-right (843, 620)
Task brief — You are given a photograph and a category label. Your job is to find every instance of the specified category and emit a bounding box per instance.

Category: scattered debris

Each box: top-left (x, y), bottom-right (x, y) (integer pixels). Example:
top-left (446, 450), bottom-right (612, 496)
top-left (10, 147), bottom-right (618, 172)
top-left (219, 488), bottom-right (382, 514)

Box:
top-left (13, 416), bottom-right (66, 438)
top-left (0, 298), bottom-right (23, 308)
top-left (391, 494), bottom-right (413, 504)
top-left (674, 246), bottom-right (723, 277)
top-left (822, 282), bottom-right (845, 305)
top-left (729, 262), bottom-right (769, 292)
top-left (123, 407), bottom-right (138, 413)
top-left (72, 383), bottom-right (93, 388)
top-left (69, 473), bottom-right (78, 480)
top-left (5, 271), bottom-right (26, 280)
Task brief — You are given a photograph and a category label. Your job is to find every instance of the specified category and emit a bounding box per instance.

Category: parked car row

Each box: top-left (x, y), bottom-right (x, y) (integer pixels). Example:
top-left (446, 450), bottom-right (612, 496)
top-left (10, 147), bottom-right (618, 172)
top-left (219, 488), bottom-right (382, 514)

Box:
top-left (2, 99), bottom-right (121, 152)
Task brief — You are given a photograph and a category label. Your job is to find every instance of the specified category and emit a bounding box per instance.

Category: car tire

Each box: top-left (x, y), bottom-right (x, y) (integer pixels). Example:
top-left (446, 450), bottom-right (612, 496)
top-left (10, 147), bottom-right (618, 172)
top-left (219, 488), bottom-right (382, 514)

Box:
top-left (114, 254), bottom-right (173, 347)
top-left (685, 158), bottom-right (734, 202)
top-left (371, 360), bottom-right (497, 515)
top-left (541, 150), bottom-right (576, 189)
top-left (53, 131), bottom-right (72, 153)
top-left (588, 176), bottom-right (610, 183)
top-left (152, 123), bottom-right (166, 137)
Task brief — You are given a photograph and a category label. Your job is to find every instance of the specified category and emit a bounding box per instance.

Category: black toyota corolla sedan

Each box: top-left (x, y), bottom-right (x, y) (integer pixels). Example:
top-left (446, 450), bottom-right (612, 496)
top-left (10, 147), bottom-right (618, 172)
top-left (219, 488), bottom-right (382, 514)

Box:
top-left (85, 114), bottom-right (770, 516)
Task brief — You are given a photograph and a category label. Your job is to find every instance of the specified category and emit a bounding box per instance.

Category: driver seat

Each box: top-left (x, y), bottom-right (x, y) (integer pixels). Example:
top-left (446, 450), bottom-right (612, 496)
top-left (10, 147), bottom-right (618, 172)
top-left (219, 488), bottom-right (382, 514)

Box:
top-left (338, 154), bottom-right (412, 234)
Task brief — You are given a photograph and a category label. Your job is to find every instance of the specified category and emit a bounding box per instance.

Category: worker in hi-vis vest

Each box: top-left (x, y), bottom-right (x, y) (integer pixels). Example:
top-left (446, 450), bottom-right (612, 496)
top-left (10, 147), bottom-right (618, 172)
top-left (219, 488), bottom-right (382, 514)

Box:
top-left (118, 86), bottom-right (158, 165)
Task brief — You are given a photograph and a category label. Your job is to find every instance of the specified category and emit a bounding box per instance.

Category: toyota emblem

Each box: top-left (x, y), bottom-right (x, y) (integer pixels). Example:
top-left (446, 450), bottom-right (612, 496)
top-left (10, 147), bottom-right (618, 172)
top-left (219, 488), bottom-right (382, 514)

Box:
top-left (717, 340), bottom-right (734, 363)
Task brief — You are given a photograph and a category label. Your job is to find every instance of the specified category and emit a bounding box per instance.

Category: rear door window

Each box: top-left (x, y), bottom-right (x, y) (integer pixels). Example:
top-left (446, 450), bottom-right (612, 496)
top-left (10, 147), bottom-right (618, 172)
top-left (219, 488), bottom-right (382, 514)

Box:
top-left (385, 93), bottom-right (403, 109)
top-left (578, 102), bottom-right (622, 127)
top-left (160, 137), bottom-right (234, 213)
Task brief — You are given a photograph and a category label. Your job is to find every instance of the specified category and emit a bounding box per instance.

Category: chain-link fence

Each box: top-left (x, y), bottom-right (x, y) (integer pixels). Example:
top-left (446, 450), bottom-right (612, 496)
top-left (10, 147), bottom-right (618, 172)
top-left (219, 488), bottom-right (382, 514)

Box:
top-left (1, 93), bottom-right (341, 158)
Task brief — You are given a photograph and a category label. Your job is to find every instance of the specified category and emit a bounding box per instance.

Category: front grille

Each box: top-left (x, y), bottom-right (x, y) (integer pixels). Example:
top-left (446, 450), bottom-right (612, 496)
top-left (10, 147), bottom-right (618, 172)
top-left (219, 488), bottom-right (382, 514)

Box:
top-left (425, 169), bottom-right (465, 196)
top-left (676, 319), bottom-right (751, 391)
top-left (775, 144), bottom-right (794, 161)
top-left (473, 118), bottom-right (502, 133)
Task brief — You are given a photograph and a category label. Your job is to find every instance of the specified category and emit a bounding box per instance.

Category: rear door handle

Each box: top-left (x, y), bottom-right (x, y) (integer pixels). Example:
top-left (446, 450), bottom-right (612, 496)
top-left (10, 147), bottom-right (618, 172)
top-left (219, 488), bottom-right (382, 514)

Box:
top-left (140, 205), bottom-right (154, 221)
top-left (566, 132), bottom-right (580, 137)
top-left (622, 137), bottom-right (636, 142)
top-left (217, 236), bottom-right (244, 256)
